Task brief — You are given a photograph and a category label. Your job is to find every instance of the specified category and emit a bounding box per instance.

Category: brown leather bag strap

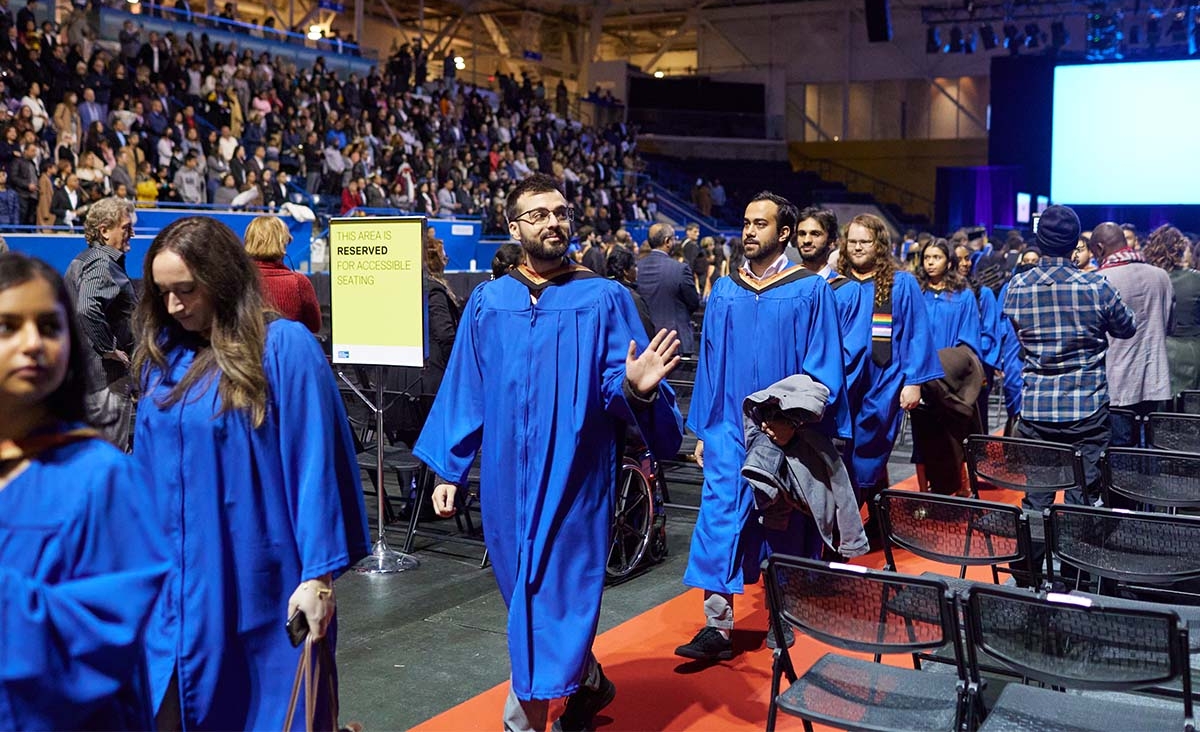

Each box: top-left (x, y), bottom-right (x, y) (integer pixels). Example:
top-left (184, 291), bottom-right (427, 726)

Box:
top-left (283, 639), bottom-right (311, 732)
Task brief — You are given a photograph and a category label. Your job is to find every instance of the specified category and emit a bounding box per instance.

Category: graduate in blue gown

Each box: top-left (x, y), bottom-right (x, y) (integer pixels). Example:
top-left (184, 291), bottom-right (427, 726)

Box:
top-left (954, 243), bottom-right (1003, 428)
top-left (837, 214), bottom-right (944, 502)
top-left (131, 218), bottom-right (369, 731)
top-left (676, 193), bottom-right (847, 662)
top-left (415, 175), bottom-right (684, 732)
top-left (793, 207), bottom-right (871, 481)
top-left (919, 240), bottom-right (983, 360)
top-left (912, 238), bottom-right (985, 494)
top-left (997, 278), bottom-right (1024, 427)
top-left (0, 252), bottom-right (169, 730)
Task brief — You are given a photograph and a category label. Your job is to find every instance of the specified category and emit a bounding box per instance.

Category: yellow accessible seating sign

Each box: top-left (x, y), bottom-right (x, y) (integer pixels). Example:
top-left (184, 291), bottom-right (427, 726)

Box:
top-left (329, 216), bottom-right (426, 366)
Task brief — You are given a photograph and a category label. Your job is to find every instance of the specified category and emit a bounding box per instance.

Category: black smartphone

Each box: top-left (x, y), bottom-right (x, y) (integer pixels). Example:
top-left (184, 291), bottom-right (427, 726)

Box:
top-left (286, 610), bottom-right (309, 647)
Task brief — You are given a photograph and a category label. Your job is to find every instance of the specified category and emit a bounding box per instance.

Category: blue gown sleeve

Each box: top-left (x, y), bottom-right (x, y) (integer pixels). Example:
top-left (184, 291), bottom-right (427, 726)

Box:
top-left (835, 282), bottom-right (870, 398)
top-left (977, 286), bottom-right (1002, 369)
top-left (0, 454), bottom-right (168, 724)
top-left (955, 290), bottom-right (983, 362)
top-left (804, 279), bottom-right (850, 439)
top-left (414, 287), bottom-right (486, 484)
top-left (268, 321), bottom-right (370, 578)
top-left (895, 273), bottom-right (944, 386)
top-left (686, 287), bottom-right (719, 442)
top-left (601, 285), bottom-right (685, 461)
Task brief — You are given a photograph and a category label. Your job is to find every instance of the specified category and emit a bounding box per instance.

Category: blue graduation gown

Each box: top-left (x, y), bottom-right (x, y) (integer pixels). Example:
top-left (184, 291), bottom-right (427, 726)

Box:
top-left (997, 281), bottom-right (1023, 417)
top-left (135, 319), bottom-right (370, 731)
top-left (1, 436), bottom-right (169, 730)
top-left (829, 274), bottom-right (871, 406)
top-left (977, 286), bottom-right (1002, 370)
top-left (413, 270), bottom-right (683, 701)
top-left (923, 288), bottom-right (983, 360)
top-left (852, 271), bottom-right (944, 490)
top-left (684, 267), bottom-right (847, 594)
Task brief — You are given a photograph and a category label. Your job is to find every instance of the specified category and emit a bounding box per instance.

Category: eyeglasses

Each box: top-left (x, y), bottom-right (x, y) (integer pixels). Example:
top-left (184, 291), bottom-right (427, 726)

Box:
top-left (511, 206), bottom-right (574, 226)
top-left (846, 239), bottom-right (875, 248)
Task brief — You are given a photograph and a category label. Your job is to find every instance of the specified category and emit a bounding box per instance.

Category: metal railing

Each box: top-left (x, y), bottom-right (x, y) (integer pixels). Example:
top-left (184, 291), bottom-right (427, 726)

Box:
top-left (791, 151), bottom-right (935, 222)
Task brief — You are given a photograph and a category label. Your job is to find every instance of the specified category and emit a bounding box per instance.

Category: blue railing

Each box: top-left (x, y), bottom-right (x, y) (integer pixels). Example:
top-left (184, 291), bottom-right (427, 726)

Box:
top-left (99, 6), bottom-right (377, 78)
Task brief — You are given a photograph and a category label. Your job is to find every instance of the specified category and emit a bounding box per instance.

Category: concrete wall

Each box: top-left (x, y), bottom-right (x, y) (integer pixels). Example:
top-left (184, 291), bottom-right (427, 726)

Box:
top-left (693, 0), bottom-right (1061, 143)
top-left (789, 138), bottom-right (988, 221)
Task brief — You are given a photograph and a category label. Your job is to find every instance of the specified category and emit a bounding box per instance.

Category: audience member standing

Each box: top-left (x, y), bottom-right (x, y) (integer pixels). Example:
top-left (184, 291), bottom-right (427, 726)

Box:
top-left (63, 197), bottom-right (136, 450)
top-left (0, 252), bottom-right (168, 730)
top-left (243, 215), bottom-right (321, 334)
top-left (1003, 205), bottom-right (1135, 508)
top-left (1093, 221), bottom-right (1174, 440)
top-left (133, 217), bottom-right (369, 730)
top-left (638, 223), bottom-right (699, 356)
top-left (9, 142), bottom-right (38, 227)
top-left (1145, 225), bottom-right (1200, 397)
top-left (415, 175), bottom-right (683, 732)
top-left (677, 192), bottom-right (854, 663)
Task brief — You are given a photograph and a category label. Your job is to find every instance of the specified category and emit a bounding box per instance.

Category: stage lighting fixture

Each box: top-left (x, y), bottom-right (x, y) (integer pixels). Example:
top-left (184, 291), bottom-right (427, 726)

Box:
top-left (1086, 2), bottom-right (1124, 60)
top-left (1025, 22), bottom-right (1042, 48)
top-left (949, 26), bottom-right (965, 52)
top-left (1051, 21), bottom-right (1068, 48)
top-left (927, 26), bottom-right (943, 53)
top-left (1003, 23), bottom-right (1024, 53)
top-left (979, 23), bottom-right (998, 50)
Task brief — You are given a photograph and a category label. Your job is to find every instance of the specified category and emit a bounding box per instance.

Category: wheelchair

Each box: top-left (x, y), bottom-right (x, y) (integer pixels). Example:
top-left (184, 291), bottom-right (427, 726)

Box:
top-left (606, 443), bottom-right (669, 582)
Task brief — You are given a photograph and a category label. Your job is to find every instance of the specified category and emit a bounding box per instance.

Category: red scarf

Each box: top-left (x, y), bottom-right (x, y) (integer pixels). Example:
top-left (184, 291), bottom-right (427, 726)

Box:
top-left (1098, 247), bottom-right (1146, 270)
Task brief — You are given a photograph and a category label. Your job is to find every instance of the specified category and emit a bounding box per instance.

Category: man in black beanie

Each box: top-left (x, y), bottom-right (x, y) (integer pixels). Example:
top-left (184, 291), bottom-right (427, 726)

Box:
top-left (1001, 204), bottom-right (1136, 508)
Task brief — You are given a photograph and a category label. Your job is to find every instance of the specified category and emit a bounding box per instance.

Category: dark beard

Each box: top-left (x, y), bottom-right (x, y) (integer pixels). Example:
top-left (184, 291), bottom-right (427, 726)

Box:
top-left (799, 245), bottom-right (830, 266)
top-left (745, 240), bottom-right (783, 264)
top-left (522, 228), bottom-right (570, 261)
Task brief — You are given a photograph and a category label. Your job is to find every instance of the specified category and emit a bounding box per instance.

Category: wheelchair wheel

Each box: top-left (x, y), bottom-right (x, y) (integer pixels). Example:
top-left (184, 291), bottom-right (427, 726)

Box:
top-left (607, 457), bottom-right (653, 581)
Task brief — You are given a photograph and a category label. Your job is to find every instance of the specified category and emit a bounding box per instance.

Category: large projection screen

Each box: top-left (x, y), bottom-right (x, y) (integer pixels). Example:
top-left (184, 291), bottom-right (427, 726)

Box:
top-left (1051, 58), bottom-right (1200, 205)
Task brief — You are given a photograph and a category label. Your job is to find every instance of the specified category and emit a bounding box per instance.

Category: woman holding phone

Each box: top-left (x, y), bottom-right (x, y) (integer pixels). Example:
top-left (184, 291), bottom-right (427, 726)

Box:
top-left (132, 217), bottom-right (369, 730)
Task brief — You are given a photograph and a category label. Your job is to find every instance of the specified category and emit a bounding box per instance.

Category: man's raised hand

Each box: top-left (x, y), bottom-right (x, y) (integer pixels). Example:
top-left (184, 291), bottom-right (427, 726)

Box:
top-left (625, 328), bottom-right (681, 396)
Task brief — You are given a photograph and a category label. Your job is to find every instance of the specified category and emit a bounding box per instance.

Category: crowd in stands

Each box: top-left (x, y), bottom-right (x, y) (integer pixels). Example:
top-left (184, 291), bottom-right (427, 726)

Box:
top-left (0, 2), bottom-right (651, 234)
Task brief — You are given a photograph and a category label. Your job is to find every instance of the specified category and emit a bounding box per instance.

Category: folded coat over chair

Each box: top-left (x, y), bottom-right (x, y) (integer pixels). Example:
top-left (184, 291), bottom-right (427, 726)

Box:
top-left (741, 374), bottom-right (869, 558)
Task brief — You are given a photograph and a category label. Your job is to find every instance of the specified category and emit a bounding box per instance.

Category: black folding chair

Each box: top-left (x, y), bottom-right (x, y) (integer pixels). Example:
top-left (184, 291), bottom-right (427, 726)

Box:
top-left (1178, 390), bottom-right (1200, 415)
top-left (964, 434), bottom-right (1086, 545)
top-left (764, 556), bottom-right (967, 732)
top-left (1147, 412), bottom-right (1200, 453)
top-left (964, 583), bottom-right (1194, 732)
top-left (338, 386), bottom-right (416, 526)
top-left (1045, 504), bottom-right (1200, 605)
top-left (1110, 406), bottom-right (1144, 448)
top-left (875, 489), bottom-right (1038, 588)
top-left (964, 435), bottom-right (1086, 501)
top-left (1103, 447), bottom-right (1200, 513)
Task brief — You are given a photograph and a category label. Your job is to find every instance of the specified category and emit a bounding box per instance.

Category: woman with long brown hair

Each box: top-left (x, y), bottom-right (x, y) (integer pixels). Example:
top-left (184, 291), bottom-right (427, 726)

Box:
top-left (1145, 224), bottom-right (1200, 398)
top-left (0, 252), bottom-right (168, 729)
top-left (836, 213), bottom-right (943, 507)
top-left (131, 216), bottom-right (368, 730)
top-left (911, 237), bottom-right (984, 494)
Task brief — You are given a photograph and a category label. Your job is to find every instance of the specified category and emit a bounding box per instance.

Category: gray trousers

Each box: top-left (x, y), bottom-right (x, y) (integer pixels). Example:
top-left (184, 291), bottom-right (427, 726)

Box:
top-left (704, 591), bottom-right (734, 630)
top-left (501, 656), bottom-right (602, 732)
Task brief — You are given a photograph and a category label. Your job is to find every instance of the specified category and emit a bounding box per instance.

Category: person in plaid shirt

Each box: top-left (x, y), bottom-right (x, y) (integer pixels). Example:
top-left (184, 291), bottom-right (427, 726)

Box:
top-left (1002, 204), bottom-right (1136, 509)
